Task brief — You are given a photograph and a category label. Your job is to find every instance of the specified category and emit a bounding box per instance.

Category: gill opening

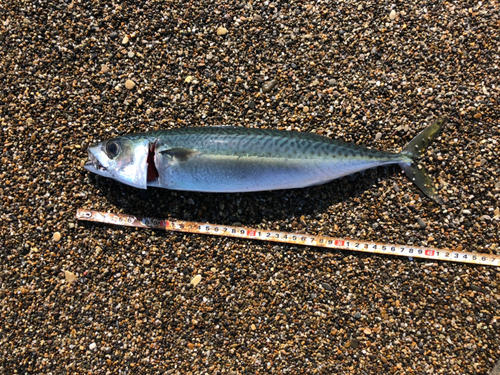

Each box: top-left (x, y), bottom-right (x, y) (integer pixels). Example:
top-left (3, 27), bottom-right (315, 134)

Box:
top-left (147, 140), bottom-right (159, 182)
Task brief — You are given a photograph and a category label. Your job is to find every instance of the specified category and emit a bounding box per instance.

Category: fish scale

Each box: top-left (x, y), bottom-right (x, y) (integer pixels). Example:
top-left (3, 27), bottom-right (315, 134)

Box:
top-left (141, 127), bottom-right (392, 160)
top-left (149, 127), bottom-right (409, 192)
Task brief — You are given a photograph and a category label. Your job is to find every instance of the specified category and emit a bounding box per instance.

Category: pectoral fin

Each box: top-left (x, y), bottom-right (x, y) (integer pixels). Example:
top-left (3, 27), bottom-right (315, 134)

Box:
top-left (160, 148), bottom-right (198, 162)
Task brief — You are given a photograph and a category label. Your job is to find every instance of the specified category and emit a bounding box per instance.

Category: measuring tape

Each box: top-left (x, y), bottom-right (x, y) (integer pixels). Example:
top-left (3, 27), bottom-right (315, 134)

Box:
top-left (75, 209), bottom-right (500, 267)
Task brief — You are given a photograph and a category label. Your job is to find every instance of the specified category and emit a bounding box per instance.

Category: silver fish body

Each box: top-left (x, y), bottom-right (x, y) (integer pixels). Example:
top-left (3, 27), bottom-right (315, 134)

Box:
top-left (85, 119), bottom-right (445, 201)
top-left (149, 127), bottom-right (407, 192)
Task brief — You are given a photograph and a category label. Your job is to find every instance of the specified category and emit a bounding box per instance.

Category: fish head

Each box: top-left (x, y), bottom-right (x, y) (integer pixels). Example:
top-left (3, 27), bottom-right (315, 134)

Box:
top-left (85, 136), bottom-right (151, 189)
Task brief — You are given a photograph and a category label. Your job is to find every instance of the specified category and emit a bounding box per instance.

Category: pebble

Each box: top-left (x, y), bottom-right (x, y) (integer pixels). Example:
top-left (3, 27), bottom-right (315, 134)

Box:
top-left (417, 217), bottom-right (427, 229)
top-left (190, 274), bottom-right (202, 286)
top-left (101, 64), bottom-right (109, 73)
top-left (216, 26), bottom-right (228, 36)
top-left (125, 79), bottom-right (136, 90)
top-left (64, 271), bottom-right (77, 284)
top-left (320, 282), bottom-right (332, 291)
top-left (470, 284), bottom-right (483, 292)
top-left (128, 51), bottom-right (135, 58)
top-left (262, 79), bottom-right (278, 93)
top-left (53, 232), bottom-right (62, 242)
top-left (122, 35), bottom-right (129, 44)
top-left (302, 106), bottom-right (309, 113)
top-left (390, 10), bottom-right (397, 20)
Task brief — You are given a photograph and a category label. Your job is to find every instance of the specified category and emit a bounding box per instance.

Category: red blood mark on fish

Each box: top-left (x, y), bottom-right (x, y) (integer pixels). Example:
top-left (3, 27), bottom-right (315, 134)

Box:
top-left (147, 141), bottom-right (159, 182)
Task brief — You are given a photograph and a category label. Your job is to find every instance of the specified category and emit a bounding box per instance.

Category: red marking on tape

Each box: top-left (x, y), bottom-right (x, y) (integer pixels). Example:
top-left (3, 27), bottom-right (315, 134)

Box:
top-left (247, 230), bottom-right (256, 236)
top-left (425, 249), bottom-right (435, 256)
top-left (335, 240), bottom-right (345, 247)
top-left (161, 221), bottom-right (170, 228)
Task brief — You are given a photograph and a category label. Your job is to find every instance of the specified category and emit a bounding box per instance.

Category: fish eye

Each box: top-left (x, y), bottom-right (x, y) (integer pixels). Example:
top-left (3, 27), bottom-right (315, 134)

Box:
top-left (105, 140), bottom-right (122, 159)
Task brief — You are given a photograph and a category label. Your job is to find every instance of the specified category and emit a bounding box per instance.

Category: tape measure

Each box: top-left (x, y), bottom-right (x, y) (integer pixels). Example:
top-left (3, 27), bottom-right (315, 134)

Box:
top-left (76, 209), bottom-right (500, 267)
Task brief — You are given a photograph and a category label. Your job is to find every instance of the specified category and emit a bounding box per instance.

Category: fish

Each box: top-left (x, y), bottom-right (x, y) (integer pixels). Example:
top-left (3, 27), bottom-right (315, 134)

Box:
top-left (85, 118), bottom-right (445, 202)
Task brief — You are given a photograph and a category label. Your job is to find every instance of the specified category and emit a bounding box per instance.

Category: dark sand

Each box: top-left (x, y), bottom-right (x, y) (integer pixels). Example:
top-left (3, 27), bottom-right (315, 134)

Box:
top-left (1, 1), bottom-right (499, 373)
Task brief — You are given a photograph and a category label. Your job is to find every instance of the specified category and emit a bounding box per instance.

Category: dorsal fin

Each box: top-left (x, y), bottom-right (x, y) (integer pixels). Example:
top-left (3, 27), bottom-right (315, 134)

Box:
top-left (160, 148), bottom-right (198, 162)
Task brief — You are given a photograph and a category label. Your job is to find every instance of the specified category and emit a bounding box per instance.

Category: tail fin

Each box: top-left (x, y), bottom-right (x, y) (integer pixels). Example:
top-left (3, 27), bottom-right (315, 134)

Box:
top-left (399, 118), bottom-right (446, 204)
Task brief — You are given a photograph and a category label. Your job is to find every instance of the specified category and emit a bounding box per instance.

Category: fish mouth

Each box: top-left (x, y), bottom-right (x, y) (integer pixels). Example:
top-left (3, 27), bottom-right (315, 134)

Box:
top-left (84, 150), bottom-right (114, 179)
top-left (85, 151), bottom-right (107, 172)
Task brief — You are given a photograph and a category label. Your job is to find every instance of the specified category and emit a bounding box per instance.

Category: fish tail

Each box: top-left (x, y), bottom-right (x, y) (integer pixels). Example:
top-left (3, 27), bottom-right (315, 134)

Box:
top-left (398, 118), bottom-right (446, 203)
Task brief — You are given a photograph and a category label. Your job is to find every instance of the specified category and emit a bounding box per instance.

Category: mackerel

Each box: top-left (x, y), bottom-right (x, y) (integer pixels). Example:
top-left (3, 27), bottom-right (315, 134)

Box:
top-left (85, 119), bottom-right (445, 202)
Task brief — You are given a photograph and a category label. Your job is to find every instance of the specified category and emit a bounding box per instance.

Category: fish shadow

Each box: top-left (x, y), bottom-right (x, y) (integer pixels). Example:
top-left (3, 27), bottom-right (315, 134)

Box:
top-left (88, 166), bottom-right (394, 227)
